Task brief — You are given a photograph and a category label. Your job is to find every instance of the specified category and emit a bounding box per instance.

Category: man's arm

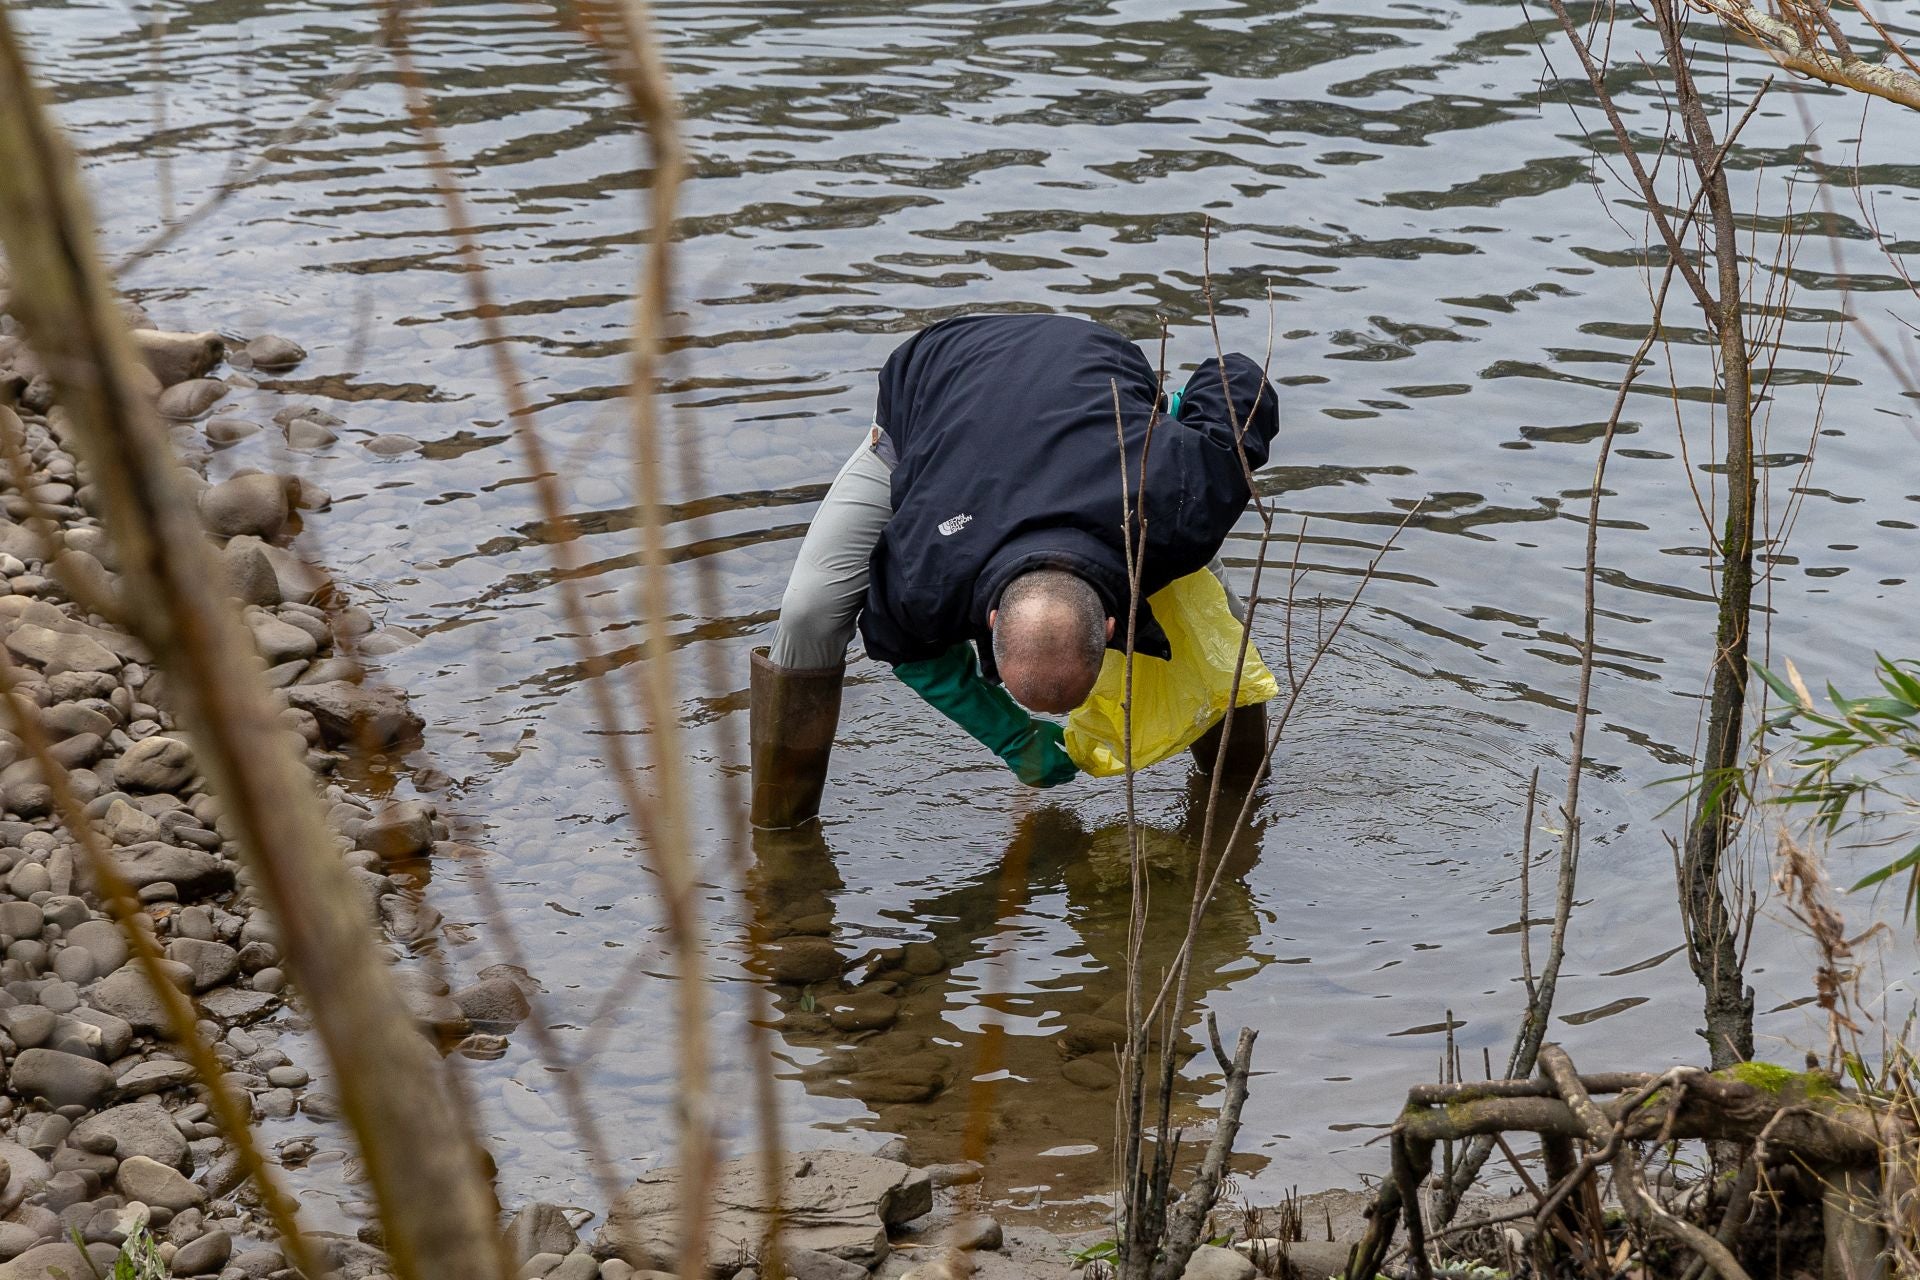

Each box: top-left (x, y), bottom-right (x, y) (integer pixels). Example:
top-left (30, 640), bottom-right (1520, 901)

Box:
top-left (1148, 353), bottom-right (1280, 558)
top-left (893, 644), bottom-right (1078, 787)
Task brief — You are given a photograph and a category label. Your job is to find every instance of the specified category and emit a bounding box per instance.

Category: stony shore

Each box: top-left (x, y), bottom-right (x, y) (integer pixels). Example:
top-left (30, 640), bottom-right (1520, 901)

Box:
top-left (0, 288), bottom-right (554, 1279)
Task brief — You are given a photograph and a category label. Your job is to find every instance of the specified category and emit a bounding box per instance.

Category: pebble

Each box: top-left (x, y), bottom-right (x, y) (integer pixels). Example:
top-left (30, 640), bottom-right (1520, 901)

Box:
top-left (116, 735), bottom-right (195, 792)
top-left (244, 336), bottom-right (305, 372)
top-left (9, 1047), bottom-right (112, 1108)
top-left (74, 1103), bottom-right (189, 1170)
top-left (156, 379), bottom-right (229, 420)
top-left (204, 418), bottom-right (260, 446)
top-left (166, 938), bottom-right (240, 992)
top-left (116, 1156), bottom-right (205, 1212)
top-left (826, 990), bottom-right (899, 1033)
top-left (198, 473), bottom-right (289, 541)
top-left (129, 330), bottom-right (223, 387)
top-left (357, 802), bottom-right (433, 861)
top-left (173, 1227), bottom-right (232, 1275)
top-left (761, 936), bottom-right (843, 986)
top-left (283, 417), bottom-right (338, 449)
top-left (363, 434), bottom-right (420, 456)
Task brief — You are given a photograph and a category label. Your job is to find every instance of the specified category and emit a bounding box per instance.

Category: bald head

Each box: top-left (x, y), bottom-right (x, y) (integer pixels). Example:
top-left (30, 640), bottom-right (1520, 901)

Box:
top-left (990, 570), bottom-right (1111, 713)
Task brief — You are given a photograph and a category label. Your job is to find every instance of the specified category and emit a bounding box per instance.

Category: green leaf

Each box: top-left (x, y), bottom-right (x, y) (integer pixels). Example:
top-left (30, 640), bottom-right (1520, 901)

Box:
top-left (1850, 844), bottom-right (1920, 892)
top-left (1752, 662), bottom-right (1806, 708)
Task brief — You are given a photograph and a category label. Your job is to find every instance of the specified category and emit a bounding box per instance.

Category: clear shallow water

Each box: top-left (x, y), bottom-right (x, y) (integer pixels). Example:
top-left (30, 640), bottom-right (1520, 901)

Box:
top-left (13, 0), bottom-right (1920, 1230)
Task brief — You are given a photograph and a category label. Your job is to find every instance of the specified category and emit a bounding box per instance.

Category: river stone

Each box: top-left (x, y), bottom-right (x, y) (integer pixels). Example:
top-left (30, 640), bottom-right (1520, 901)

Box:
top-left (453, 976), bottom-right (531, 1031)
top-left (838, 1068), bottom-right (944, 1105)
top-left (109, 842), bottom-right (230, 897)
top-left (198, 987), bottom-right (275, 1023)
top-left (228, 1245), bottom-right (284, 1277)
top-left (363, 433), bottom-right (419, 456)
top-left (285, 680), bottom-right (424, 748)
top-left (220, 536), bottom-right (281, 607)
top-left (0, 1224), bottom-right (35, 1262)
top-left (245, 335), bottom-right (305, 371)
top-left (166, 938), bottom-right (239, 992)
top-left (761, 936), bottom-right (843, 986)
top-left (0, 899), bottom-right (41, 938)
top-left (1180, 1245), bottom-right (1255, 1280)
top-left (597, 1152), bottom-right (931, 1271)
top-left (826, 990), bottom-right (899, 1033)
top-left (8, 1048), bottom-right (112, 1108)
top-left (105, 798), bottom-right (163, 845)
top-left (1055, 1015), bottom-right (1127, 1058)
top-left (198, 473), bottom-right (288, 541)
top-left (65, 919), bottom-right (129, 974)
top-left (503, 1202), bottom-right (577, 1267)
top-left (117, 735), bottom-right (195, 792)
top-left (39, 701), bottom-right (112, 741)
top-left (171, 1227), bottom-right (231, 1275)
top-left (783, 1248), bottom-right (867, 1280)
top-left (50, 948), bottom-right (93, 990)
top-left (6, 858), bottom-right (49, 898)
top-left (545, 1253), bottom-right (598, 1280)
top-left (156, 378), bottom-right (228, 420)
top-left (91, 961), bottom-right (191, 1032)
top-left (116, 1155), bottom-right (204, 1212)
top-left (358, 800), bottom-right (433, 860)
top-left (246, 613), bottom-right (317, 665)
top-left (5, 621), bottom-right (119, 673)
top-left (0, 1240), bottom-right (120, 1280)
top-left (283, 416), bottom-right (338, 449)
top-left (74, 1103), bottom-right (189, 1171)
top-left (112, 1057), bottom-right (196, 1100)
top-left (0, 1143), bottom-right (48, 1218)
top-left (64, 1008), bottom-right (133, 1061)
top-left (204, 417), bottom-right (260, 447)
top-left (130, 330), bottom-right (223, 387)
top-left (0, 1005), bottom-right (53, 1049)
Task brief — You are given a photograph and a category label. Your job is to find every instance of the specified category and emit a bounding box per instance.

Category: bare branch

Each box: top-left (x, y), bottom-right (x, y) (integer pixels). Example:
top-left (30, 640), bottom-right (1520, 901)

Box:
top-left (1691, 0), bottom-right (1920, 111)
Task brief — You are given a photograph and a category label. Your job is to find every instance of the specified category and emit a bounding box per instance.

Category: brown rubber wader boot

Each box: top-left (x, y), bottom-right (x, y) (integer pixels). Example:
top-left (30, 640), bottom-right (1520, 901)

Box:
top-left (750, 646), bottom-right (845, 829)
top-left (1189, 699), bottom-right (1269, 785)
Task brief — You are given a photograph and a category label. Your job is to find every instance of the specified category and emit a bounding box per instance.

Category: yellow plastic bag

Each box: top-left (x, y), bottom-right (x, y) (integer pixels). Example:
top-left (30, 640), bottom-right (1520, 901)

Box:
top-left (1064, 569), bottom-right (1278, 777)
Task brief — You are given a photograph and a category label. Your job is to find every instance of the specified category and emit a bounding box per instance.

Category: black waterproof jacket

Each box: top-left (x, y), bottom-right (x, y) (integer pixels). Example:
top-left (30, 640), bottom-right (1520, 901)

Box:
top-left (857, 314), bottom-right (1279, 679)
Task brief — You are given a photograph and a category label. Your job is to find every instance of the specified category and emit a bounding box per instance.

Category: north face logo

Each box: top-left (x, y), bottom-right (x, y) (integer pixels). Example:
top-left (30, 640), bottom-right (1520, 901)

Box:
top-left (938, 513), bottom-right (973, 536)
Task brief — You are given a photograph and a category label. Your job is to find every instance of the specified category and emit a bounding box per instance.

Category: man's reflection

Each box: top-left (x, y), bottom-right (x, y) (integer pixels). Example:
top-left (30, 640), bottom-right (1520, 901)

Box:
top-left (748, 779), bottom-right (1272, 1212)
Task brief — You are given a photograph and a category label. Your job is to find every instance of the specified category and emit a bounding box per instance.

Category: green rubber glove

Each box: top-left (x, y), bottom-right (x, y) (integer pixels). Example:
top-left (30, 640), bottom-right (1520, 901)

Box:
top-left (894, 644), bottom-right (1079, 787)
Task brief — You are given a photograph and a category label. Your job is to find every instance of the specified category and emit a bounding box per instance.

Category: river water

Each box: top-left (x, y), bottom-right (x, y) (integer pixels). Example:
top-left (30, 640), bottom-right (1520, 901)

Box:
top-left (13, 0), bottom-right (1920, 1234)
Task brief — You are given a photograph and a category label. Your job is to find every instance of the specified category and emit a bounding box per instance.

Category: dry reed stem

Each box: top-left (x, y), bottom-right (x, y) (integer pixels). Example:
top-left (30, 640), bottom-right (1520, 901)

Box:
top-left (378, 0), bottom-right (719, 1240)
top-left (0, 12), bottom-right (506, 1276)
top-left (593, 9), bottom-right (722, 1277)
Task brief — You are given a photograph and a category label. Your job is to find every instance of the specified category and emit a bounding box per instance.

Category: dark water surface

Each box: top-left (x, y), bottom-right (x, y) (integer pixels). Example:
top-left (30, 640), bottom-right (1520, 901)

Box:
top-left (14, 0), bottom-right (1920, 1230)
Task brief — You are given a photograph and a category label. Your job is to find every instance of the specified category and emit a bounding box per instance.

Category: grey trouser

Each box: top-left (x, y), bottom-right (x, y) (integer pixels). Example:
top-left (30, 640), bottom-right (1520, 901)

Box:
top-left (769, 429), bottom-right (895, 670)
top-left (768, 430), bottom-right (1246, 671)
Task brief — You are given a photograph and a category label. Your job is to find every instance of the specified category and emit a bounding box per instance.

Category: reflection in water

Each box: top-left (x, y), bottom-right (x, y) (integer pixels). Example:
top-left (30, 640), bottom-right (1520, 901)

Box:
top-left (752, 783), bottom-right (1270, 1216)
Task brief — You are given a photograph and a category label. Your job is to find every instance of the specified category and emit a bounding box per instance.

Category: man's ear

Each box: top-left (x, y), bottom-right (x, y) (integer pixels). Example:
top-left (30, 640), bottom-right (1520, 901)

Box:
top-left (989, 608), bottom-right (998, 629)
top-left (1105, 617), bottom-right (1116, 640)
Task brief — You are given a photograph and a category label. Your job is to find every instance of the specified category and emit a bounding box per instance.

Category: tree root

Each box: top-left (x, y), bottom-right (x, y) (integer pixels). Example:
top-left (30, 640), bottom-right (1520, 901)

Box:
top-left (1346, 1045), bottom-right (1897, 1280)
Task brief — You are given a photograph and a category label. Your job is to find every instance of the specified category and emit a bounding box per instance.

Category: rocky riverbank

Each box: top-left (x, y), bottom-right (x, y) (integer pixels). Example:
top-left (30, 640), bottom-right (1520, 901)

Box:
top-left (0, 285), bottom-right (552, 1278)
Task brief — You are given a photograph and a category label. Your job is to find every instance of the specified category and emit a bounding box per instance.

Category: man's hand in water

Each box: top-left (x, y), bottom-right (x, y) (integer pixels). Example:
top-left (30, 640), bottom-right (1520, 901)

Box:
top-left (1006, 720), bottom-right (1078, 788)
